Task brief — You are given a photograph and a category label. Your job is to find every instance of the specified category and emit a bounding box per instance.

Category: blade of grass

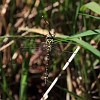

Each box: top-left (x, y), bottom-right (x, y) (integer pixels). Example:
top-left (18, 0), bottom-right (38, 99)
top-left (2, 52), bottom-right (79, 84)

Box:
top-left (80, 1), bottom-right (100, 15)
top-left (19, 58), bottom-right (28, 100)
top-left (56, 37), bottom-right (100, 58)
top-left (55, 84), bottom-right (86, 100)
top-left (0, 68), bottom-right (13, 100)
top-left (64, 0), bottom-right (69, 11)
top-left (73, 38), bottom-right (100, 58)
top-left (69, 29), bottom-right (100, 39)
top-left (73, 2), bottom-right (80, 34)
top-left (79, 13), bottom-right (100, 20)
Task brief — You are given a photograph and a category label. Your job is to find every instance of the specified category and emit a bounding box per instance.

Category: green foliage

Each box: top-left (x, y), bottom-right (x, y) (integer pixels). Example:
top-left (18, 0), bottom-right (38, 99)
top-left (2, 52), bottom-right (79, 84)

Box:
top-left (80, 1), bottom-right (100, 15)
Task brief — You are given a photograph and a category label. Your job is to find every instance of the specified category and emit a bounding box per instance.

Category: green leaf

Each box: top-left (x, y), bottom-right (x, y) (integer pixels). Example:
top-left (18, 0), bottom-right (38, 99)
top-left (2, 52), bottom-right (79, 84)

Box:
top-left (55, 84), bottom-right (86, 100)
top-left (55, 29), bottom-right (100, 40)
top-left (79, 13), bottom-right (100, 20)
top-left (73, 38), bottom-right (100, 58)
top-left (65, 0), bottom-right (69, 11)
top-left (56, 38), bottom-right (100, 58)
top-left (80, 1), bottom-right (100, 15)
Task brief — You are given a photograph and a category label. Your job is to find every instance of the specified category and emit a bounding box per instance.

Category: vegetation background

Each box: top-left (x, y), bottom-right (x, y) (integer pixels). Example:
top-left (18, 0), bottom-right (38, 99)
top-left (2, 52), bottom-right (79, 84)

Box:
top-left (0, 0), bottom-right (100, 100)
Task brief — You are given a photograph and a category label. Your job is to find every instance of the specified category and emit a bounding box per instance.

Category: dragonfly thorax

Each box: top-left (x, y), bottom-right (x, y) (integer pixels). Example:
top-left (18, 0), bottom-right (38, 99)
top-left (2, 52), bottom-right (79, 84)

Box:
top-left (46, 38), bottom-right (53, 52)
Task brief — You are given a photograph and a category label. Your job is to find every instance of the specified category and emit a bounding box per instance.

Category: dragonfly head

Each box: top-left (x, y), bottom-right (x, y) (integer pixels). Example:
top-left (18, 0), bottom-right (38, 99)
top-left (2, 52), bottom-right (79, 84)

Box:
top-left (47, 29), bottom-right (55, 39)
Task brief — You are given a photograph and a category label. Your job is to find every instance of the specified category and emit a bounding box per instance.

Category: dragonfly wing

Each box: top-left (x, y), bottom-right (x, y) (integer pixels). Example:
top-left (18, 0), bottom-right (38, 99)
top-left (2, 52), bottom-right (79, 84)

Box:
top-left (51, 42), bottom-right (77, 59)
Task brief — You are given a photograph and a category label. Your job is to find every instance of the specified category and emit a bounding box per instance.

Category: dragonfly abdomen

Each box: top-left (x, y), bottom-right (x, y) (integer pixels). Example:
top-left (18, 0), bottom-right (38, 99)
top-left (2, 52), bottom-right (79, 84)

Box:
top-left (44, 37), bottom-right (54, 84)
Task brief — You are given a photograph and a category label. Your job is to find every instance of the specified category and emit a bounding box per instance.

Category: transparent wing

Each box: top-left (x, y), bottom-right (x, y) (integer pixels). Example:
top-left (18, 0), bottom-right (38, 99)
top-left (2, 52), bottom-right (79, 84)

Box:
top-left (14, 37), bottom-right (78, 76)
top-left (18, 39), bottom-right (76, 54)
top-left (16, 37), bottom-right (77, 57)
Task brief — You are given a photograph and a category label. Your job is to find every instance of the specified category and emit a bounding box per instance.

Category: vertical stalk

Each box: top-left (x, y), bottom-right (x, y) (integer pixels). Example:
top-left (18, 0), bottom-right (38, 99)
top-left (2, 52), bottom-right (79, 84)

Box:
top-left (19, 58), bottom-right (29, 100)
top-left (73, 3), bottom-right (80, 34)
top-left (0, 68), bottom-right (13, 100)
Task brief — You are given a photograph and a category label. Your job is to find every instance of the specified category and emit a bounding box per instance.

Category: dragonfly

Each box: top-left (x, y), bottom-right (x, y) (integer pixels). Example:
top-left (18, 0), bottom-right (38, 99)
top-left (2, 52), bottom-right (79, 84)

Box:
top-left (15, 17), bottom-right (77, 84)
top-left (15, 30), bottom-right (77, 84)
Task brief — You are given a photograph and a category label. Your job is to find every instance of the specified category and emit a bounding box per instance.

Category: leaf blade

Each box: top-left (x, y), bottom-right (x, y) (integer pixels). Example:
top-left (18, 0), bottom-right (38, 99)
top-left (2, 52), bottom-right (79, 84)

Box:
top-left (80, 1), bottom-right (100, 15)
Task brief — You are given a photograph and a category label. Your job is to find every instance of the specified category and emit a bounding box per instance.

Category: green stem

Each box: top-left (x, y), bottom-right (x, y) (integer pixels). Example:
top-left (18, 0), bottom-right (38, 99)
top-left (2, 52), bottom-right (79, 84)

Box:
top-left (19, 58), bottom-right (29, 100)
top-left (0, 69), bottom-right (13, 100)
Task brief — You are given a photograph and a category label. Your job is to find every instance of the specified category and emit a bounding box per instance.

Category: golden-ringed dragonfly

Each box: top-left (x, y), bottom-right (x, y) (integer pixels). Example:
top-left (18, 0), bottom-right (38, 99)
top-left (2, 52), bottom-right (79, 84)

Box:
top-left (15, 17), bottom-right (77, 84)
top-left (16, 31), bottom-right (77, 84)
